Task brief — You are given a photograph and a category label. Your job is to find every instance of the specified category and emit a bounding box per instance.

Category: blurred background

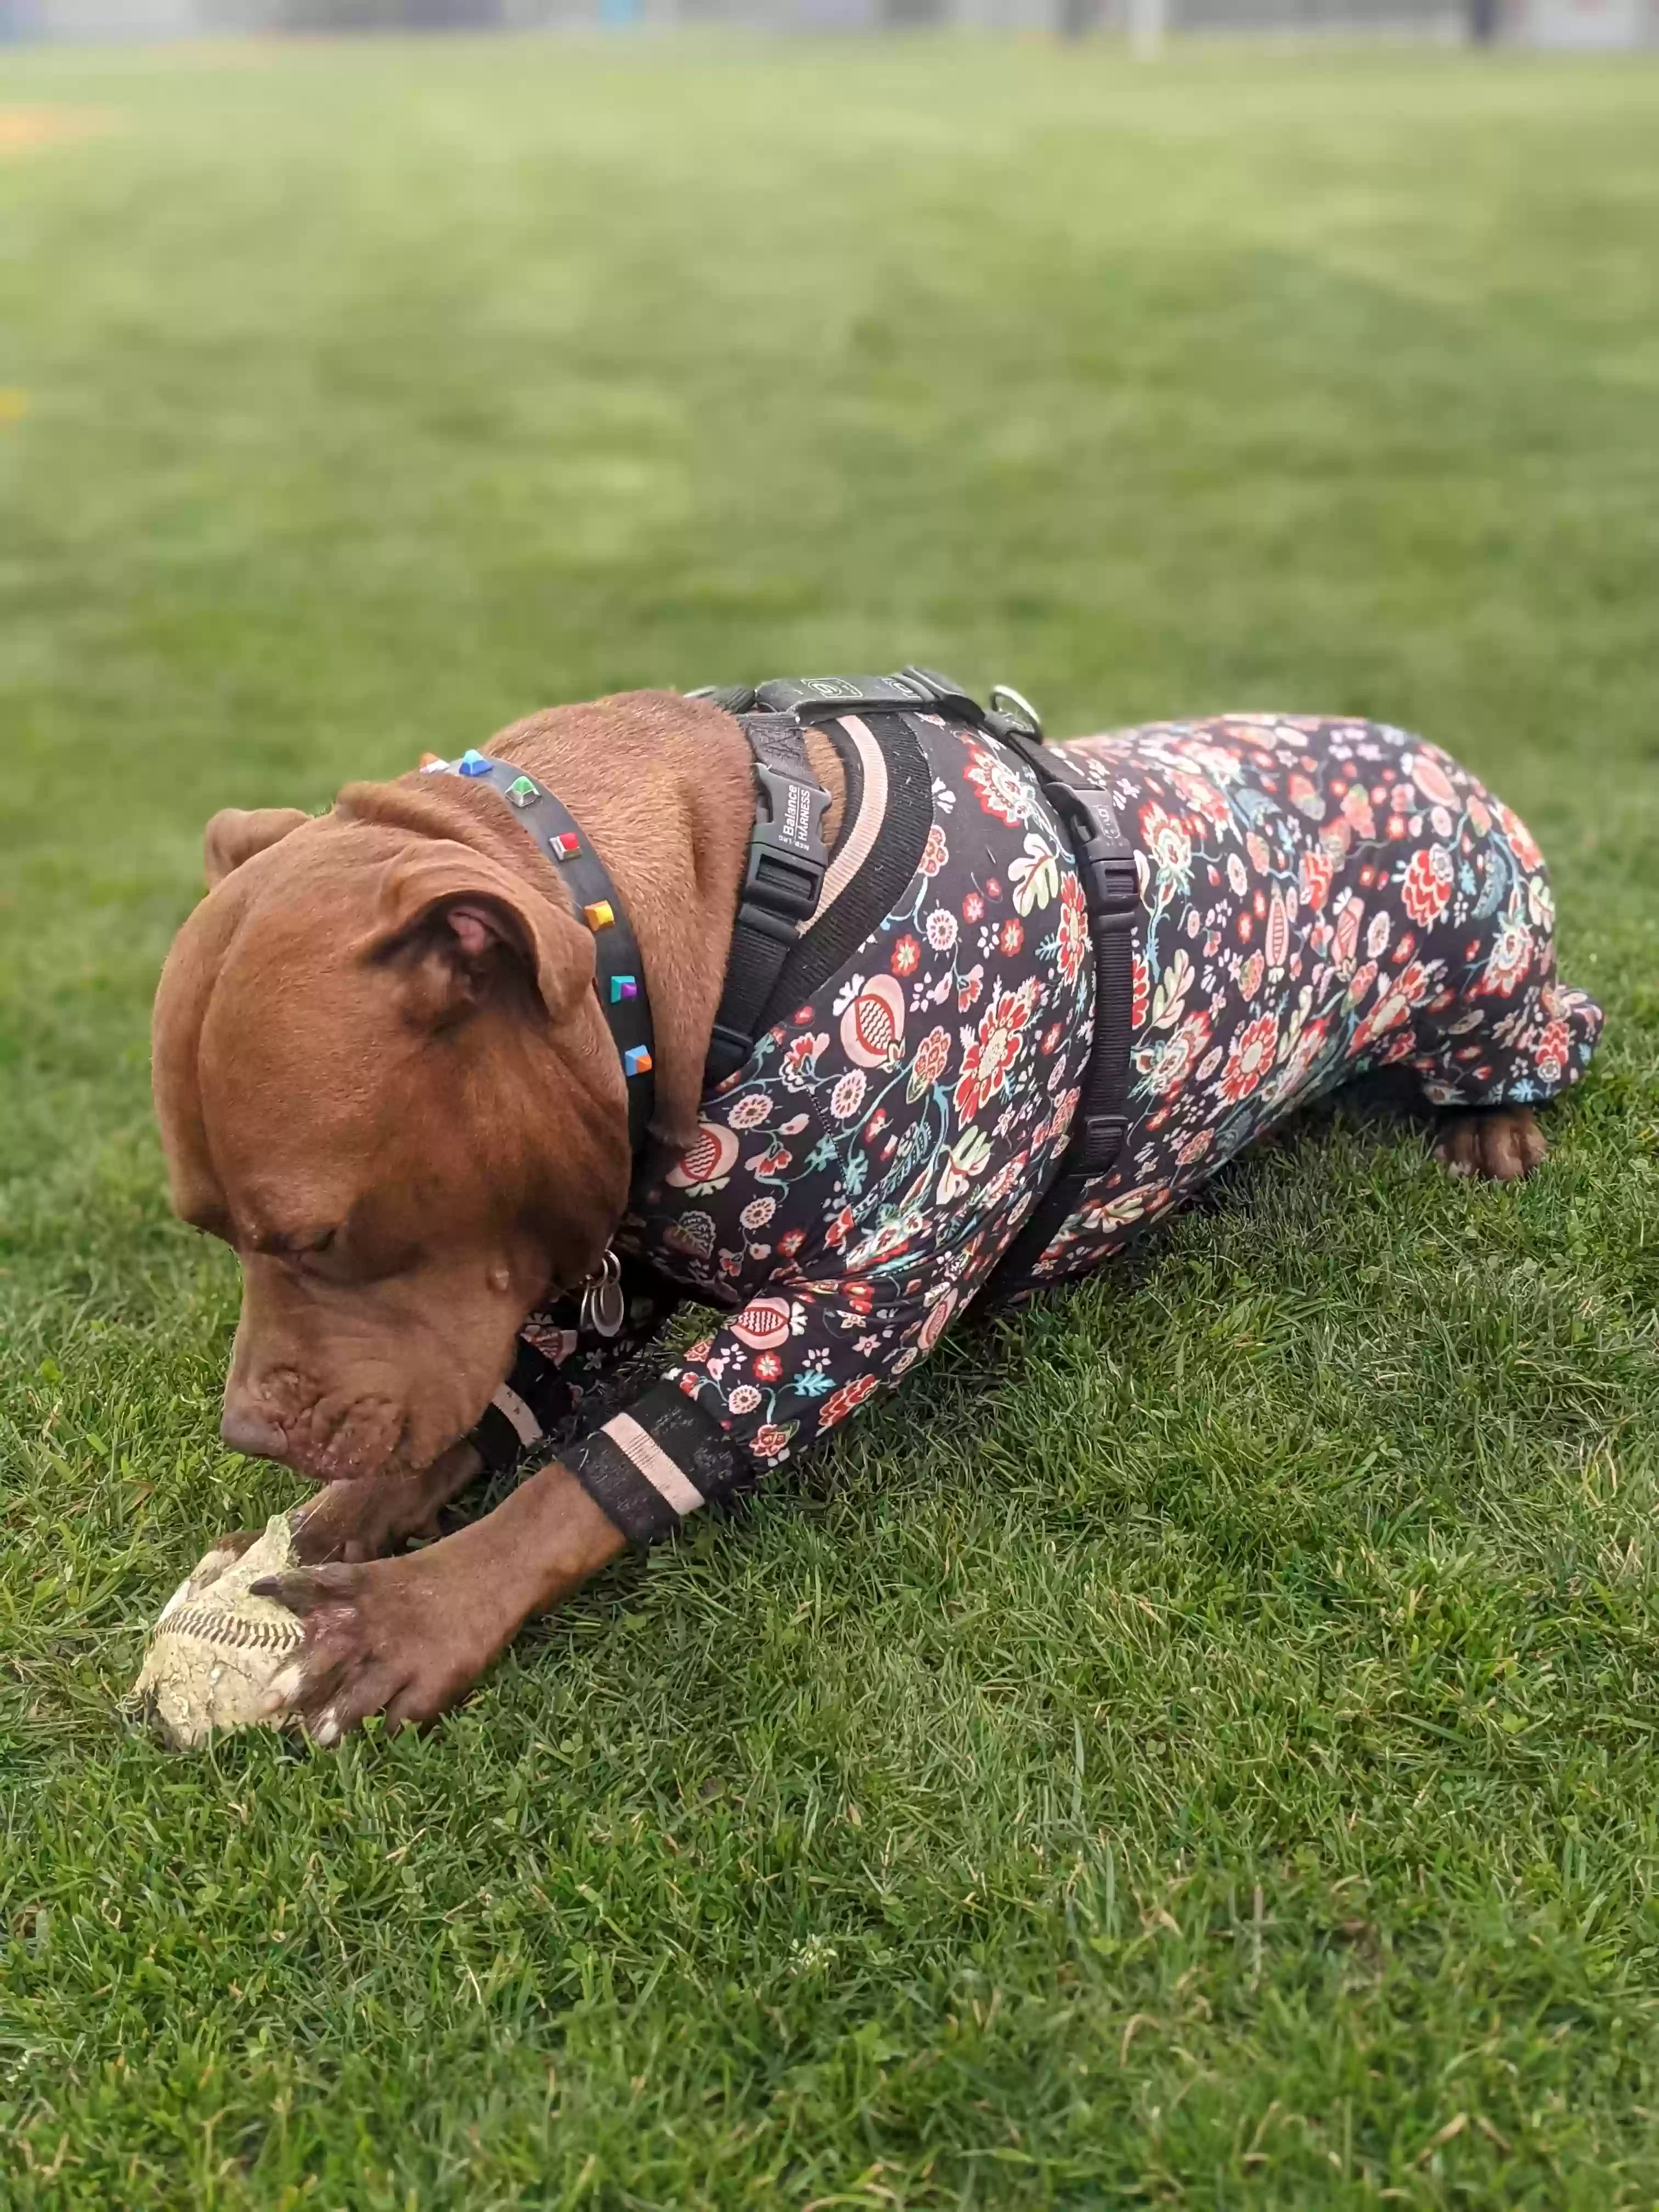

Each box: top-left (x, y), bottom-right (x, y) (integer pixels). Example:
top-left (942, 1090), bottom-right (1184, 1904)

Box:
top-left (3, 0), bottom-right (1655, 47)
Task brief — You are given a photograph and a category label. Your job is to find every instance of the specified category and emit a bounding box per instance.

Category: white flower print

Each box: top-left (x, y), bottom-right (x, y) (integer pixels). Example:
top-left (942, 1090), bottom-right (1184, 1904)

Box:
top-left (831, 1069), bottom-right (868, 1121)
top-left (1009, 834), bottom-right (1060, 916)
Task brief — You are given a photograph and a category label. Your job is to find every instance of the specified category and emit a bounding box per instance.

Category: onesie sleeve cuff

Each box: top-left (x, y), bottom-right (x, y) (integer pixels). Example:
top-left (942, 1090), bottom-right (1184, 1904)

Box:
top-left (563, 1382), bottom-right (747, 1547)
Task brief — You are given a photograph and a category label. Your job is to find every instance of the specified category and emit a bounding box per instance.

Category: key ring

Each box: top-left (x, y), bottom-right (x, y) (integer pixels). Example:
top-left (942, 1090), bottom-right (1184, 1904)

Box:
top-left (989, 683), bottom-right (1044, 740)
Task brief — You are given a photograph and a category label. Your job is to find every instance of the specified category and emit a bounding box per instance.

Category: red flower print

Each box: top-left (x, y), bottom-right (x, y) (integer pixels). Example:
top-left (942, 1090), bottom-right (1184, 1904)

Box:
top-left (753, 1423), bottom-right (792, 1462)
top-left (962, 890), bottom-right (985, 924)
top-left (776, 1228), bottom-right (805, 1257)
top-left (910, 1024), bottom-right (952, 1090)
top-left (1139, 802), bottom-right (1192, 881)
top-left (1267, 1015), bottom-right (1330, 1103)
top-left (1172, 768), bottom-right (1231, 830)
top-left (964, 746), bottom-right (1031, 827)
top-left (1401, 844), bottom-right (1453, 927)
top-left (1405, 749), bottom-right (1458, 808)
top-left (820, 1373), bottom-right (881, 1431)
top-left (919, 823), bottom-right (949, 876)
top-left (957, 964), bottom-right (984, 1012)
top-left (1479, 911), bottom-right (1533, 998)
top-left (1265, 891), bottom-right (1290, 971)
top-left (998, 917), bottom-right (1024, 957)
top-left (1498, 803), bottom-right (1543, 872)
top-left (1136, 1008), bottom-right (1210, 1098)
top-left (1346, 960), bottom-right (1378, 1008)
top-left (1131, 947), bottom-right (1150, 1026)
top-left (891, 935), bottom-right (922, 977)
top-left (1334, 897), bottom-right (1362, 974)
top-left (953, 987), bottom-right (1033, 1122)
top-left (1288, 770), bottom-right (1323, 820)
top-left (1055, 872), bottom-right (1088, 986)
top-left (1218, 1013), bottom-right (1279, 1104)
top-left (780, 1031), bottom-right (828, 1090)
top-left (754, 1352), bottom-right (783, 1383)
top-left (1535, 1018), bottom-right (1570, 1084)
top-left (1299, 848), bottom-right (1333, 912)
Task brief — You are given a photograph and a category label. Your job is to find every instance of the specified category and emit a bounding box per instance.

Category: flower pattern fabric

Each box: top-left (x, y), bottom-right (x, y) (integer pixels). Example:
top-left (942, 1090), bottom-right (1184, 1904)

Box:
top-left (627, 710), bottom-right (1096, 1466)
top-left (1025, 714), bottom-right (1602, 1279)
top-left (508, 710), bottom-right (1601, 1502)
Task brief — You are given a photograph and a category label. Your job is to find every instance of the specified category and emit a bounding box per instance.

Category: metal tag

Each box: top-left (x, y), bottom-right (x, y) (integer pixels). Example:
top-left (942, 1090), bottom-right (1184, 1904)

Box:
top-left (580, 1249), bottom-right (625, 1339)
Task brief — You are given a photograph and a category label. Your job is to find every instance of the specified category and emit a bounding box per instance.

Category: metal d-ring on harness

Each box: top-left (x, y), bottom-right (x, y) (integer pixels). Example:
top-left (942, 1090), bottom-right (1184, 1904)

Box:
top-left (687, 666), bottom-right (1141, 1295)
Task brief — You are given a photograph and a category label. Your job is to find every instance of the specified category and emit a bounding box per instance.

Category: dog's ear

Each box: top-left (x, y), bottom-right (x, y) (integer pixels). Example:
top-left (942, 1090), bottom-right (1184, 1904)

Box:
top-left (374, 843), bottom-right (595, 1031)
top-left (204, 807), bottom-right (311, 888)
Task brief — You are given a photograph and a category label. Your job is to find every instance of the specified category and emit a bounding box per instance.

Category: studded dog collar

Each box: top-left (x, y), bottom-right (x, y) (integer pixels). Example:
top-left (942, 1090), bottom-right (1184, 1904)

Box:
top-left (419, 747), bottom-right (656, 1155)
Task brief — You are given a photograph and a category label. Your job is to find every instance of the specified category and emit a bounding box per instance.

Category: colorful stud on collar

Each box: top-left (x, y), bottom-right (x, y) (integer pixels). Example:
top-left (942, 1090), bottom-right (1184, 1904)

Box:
top-left (583, 900), bottom-right (615, 932)
top-left (609, 974), bottom-right (639, 1004)
top-left (623, 1045), bottom-right (652, 1077)
top-left (506, 775), bottom-right (539, 809)
top-left (458, 749), bottom-right (492, 777)
top-left (549, 830), bottom-right (580, 860)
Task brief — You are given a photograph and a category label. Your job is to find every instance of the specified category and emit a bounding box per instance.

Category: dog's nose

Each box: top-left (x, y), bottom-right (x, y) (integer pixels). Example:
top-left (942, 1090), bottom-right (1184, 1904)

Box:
top-left (220, 1404), bottom-right (290, 1463)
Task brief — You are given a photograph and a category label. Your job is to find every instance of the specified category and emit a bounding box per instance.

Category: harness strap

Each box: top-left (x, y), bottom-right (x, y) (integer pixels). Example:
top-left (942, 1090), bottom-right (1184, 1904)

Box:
top-left (986, 732), bottom-right (1139, 1291)
top-left (703, 713), bottom-right (832, 1087)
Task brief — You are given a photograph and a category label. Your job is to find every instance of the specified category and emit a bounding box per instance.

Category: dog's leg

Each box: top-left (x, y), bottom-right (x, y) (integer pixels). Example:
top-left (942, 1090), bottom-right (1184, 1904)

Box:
top-left (1434, 1104), bottom-right (1549, 1182)
top-left (290, 1441), bottom-right (486, 1564)
top-left (250, 1459), bottom-right (625, 1741)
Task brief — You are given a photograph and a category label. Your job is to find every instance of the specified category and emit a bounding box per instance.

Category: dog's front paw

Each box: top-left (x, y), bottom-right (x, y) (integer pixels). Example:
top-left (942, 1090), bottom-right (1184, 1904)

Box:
top-left (1434, 1104), bottom-right (1548, 1182)
top-left (248, 1553), bottom-right (495, 1743)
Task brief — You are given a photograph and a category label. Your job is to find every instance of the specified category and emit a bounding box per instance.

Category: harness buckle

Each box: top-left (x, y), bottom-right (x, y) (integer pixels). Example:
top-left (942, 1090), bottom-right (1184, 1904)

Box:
top-left (1080, 1112), bottom-right (1128, 1164)
top-left (1057, 788), bottom-right (1139, 917)
top-left (742, 763), bottom-right (831, 928)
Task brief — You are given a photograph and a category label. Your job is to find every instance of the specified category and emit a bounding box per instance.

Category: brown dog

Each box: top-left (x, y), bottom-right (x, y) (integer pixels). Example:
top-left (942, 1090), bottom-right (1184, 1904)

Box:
top-left (153, 691), bottom-right (1551, 1742)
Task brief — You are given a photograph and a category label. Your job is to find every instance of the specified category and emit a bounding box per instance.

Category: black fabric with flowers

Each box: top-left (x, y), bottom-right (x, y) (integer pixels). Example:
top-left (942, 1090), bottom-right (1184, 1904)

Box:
top-left (488, 710), bottom-right (1601, 1544)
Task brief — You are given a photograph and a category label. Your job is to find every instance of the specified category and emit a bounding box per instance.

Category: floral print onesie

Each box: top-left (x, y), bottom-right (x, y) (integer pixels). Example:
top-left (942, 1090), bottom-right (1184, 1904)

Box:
top-left (476, 709), bottom-right (1601, 1547)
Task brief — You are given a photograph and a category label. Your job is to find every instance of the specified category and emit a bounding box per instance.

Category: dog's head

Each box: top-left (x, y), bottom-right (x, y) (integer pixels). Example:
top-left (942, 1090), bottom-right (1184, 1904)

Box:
top-left (153, 778), bottom-right (630, 1484)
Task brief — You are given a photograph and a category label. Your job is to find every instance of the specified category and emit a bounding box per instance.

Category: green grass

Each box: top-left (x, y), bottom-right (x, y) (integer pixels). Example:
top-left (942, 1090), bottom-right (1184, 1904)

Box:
top-left (2, 29), bottom-right (1658, 2208)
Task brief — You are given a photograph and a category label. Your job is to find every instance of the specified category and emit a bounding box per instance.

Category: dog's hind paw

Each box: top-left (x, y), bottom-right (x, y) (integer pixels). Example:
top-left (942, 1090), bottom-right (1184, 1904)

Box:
top-left (1434, 1104), bottom-right (1548, 1182)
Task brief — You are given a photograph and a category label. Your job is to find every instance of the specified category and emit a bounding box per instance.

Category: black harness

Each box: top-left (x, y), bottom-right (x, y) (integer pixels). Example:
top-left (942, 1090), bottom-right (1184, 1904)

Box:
top-left (437, 668), bottom-right (1137, 1300)
top-left (687, 668), bottom-right (1140, 1290)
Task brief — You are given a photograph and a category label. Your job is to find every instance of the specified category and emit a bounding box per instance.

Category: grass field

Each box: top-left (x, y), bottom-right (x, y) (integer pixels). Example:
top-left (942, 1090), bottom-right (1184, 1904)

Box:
top-left (3, 30), bottom-right (1658, 2208)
